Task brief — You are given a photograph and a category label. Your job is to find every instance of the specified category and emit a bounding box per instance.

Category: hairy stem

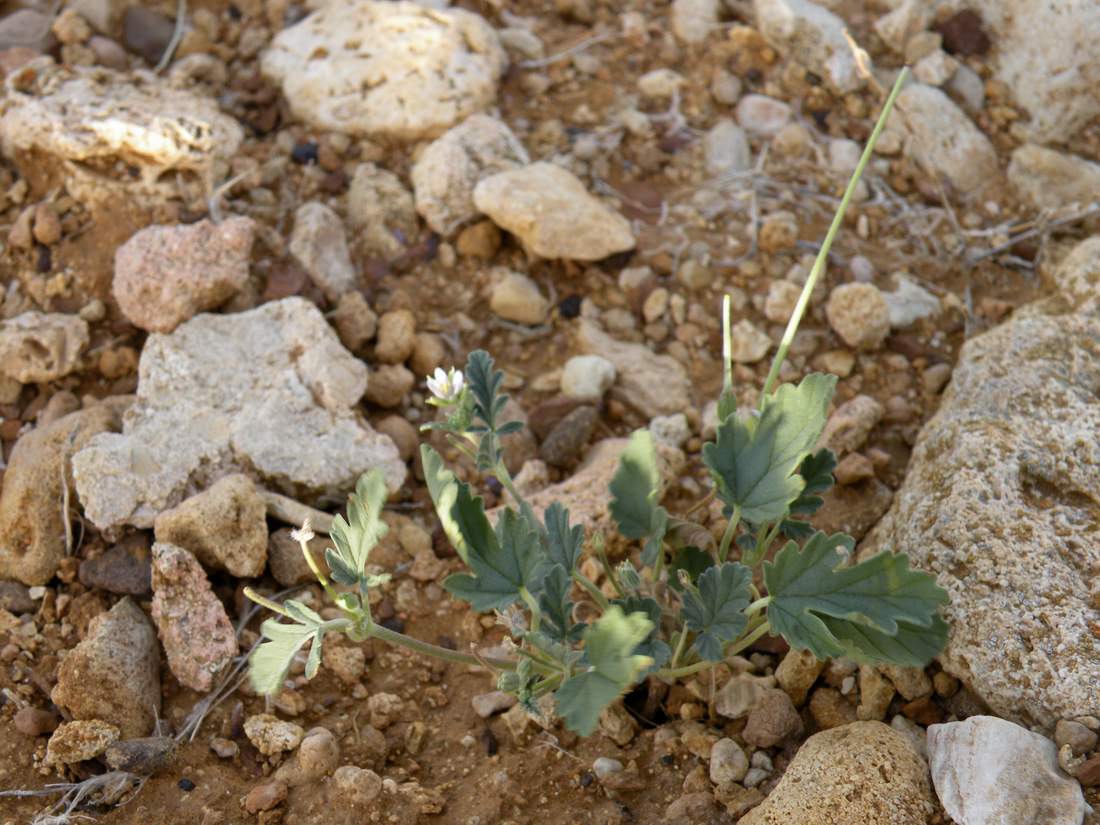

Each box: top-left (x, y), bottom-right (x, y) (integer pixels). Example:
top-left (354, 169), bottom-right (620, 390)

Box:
top-left (668, 627), bottom-right (691, 670)
top-left (367, 621), bottom-right (519, 671)
top-left (718, 506), bottom-right (741, 563)
top-left (573, 570), bottom-right (610, 610)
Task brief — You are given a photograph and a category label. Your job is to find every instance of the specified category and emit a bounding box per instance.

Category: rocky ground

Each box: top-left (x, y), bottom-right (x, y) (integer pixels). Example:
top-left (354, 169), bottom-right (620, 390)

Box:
top-left (0, 0), bottom-right (1098, 823)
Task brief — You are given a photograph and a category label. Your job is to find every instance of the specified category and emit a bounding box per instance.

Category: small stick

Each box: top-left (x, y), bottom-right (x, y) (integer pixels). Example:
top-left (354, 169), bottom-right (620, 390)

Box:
top-left (155, 0), bottom-right (188, 73)
top-left (261, 490), bottom-right (334, 535)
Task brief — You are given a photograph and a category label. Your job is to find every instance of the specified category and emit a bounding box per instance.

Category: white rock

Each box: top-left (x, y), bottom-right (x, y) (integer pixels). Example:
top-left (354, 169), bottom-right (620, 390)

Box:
top-left (710, 738), bottom-right (749, 784)
top-left (471, 691), bottom-right (517, 718)
top-left (828, 138), bottom-right (861, 174)
top-left (882, 273), bottom-right (941, 328)
top-left (648, 413), bottom-right (690, 449)
top-left (0, 61), bottom-right (242, 204)
top-left (592, 756), bottom-right (623, 779)
top-left (764, 279), bottom-right (801, 323)
top-left (703, 119), bottom-right (751, 176)
top-left (735, 94), bottom-right (791, 135)
top-left (873, 0), bottom-right (933, 52)
top-left (637, 68), bottom-right (684, 100)
top-left (888, 83), bottom-right (998, 198)
top-left (0, 312), bottom-right (88, 383)
top-left (489, 270), bottom-right (549, 325)
top-left (946, 63), bottom-right (984, 113)
top-left (826, 282), bottom-right (890, 350)
top-left (575, 320), bottom-right (690, 417)
top-left (927, 716), bottom-right (1088, 825)
top-left (729, 319), bottom-right (772, 363)
top-left (913, 49), bottom-right (958, 87)
top-left (411, 114), bottom-right (529, 235)
top-left (1007, 144), bottom-right (1100, 211)
top-left (289, 202), bottom-right (358, 302)
top-left (754, 0), bottom-right (864, 93)
top-left (261, 1), bottom-right (506, 140)
top-left (671, 0), bottom-right (719, 44)
top-left (561, 355), bottom-right (616, 400)
top-left (72, 298), bottom-right (405, 530)
top-left (473, 162), bottom-right (634, 261)
top-left (346, 163), bottom-right (418, 259)
top-left (244, 714), bottom-right (305, 756)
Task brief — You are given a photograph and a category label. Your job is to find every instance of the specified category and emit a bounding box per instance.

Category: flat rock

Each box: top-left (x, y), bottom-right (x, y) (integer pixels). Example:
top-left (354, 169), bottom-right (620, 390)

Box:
top-left (45, 720), bottom-right (119, 767)
top-left (72, 298), bottom-right (405, 530)
top-left (347, 163), bottom-right (418, 259)
top-left (754, 0), bottom-right (864, 93)
top-left (888, 83), bottom-right (998, 198)
top-left (113, 217), bottom-right (255, 334)
top-left (0, 311), bottom-right (89, 383)
top-left (150, 542), bottom-right (237, 692)
top-left (0, 60), bottom-right (243, 203)
top-left (411, 114), bottom-right (528, 235)
top-left (740, 721), bottom-right (934, 825)
top-left (0, 405), bottom-right (119, 585)
top-left (473, 162), bottom-right (635, 261)
top-left (78, 535), bottom-right (152, 595)
top-left (289, 202), bottom-right (357, 302)
top-left (52, 597), bottom-right (160, 738)
top-left (154, 474), bottom-right (268, 578)
top-left (928, 716), bottom-right (1088, 825)
top-left (1007, 143), bottom-right (1100, 211)
top-left (865, 238), bottom-right (1100, 730)
top-left (261, 1), bottom-right (506, 140)
top-left (575, 320), bottom-right (690, 417)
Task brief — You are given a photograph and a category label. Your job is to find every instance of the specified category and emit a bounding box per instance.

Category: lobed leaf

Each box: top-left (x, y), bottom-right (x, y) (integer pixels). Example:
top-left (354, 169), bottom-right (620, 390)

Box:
top-left (443, 508), bottom-right (547, 612)
top-left (703, 373), bottom-right (836, 524)
top-left (537, 564), bottom-right (584, 643)
top-left (611, 595), bottom-right (671, 672)
top-left (249, 600), bottom-right (331, 695)
top-left (327, 470), bottom-right (389, 585)
top-left (788, 448), bottom-right (838, 517)
top-left (544, 502), bottom-right (585, 573)
top-left (609, 430), bottom-right (669, 566)
top-left (667, 546), bottom-right (714, 593)
top-left (554, 606), bottom-right (654, 736)
top-left (680, 562), bottom-right (753, 661)
top-left (422, 445), bottom-right (494, 564)
top-left (764, 531), bottom-right (949, 665)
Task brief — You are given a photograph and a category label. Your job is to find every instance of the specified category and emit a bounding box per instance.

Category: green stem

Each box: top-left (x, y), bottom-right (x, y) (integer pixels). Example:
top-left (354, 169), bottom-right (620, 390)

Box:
top-left (367, 620), bottom-right (519, 671)
top-left (595, 540), bottom-right (626, 599)
top-left (759, 67), bottom-right (909, 403)
top-left (721, 293), bottom-right (733, 394)
top-left (746, 520), bottom-right (782, 567)
top-left (745, 595), bottom-right (772, 617)
top-left (573, 571), bottom-right (610, 610)
top-left (243, 587), bottom-right (293, 619)
top-left (668, 627), bottom-right (691, 670)
top-left (654, 620), bottom-right (773, 680)
top-left (520, 586), bottom-right (542, 633)
top-left (718, 506), bottom-right (741, 563)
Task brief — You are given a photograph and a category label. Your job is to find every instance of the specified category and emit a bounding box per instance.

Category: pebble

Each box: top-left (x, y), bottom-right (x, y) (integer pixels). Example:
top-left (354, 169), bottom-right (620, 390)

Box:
top-left (772, 122), bottom-right (813, 157)
top-left (710, 69), bottom-right (742, 105)
top-left (103, 736), bottom-right (174, 774)
top-left (490, 271), bottom-right (550, 325)
top-left (367, 692), bottom-right (403, 729)
top-left (332, 765), bottom-right (382, 806)
top-left (592, 756), bottom-right (624, 780)
top-left (810, 686), bottom-right (858, 729)
top-left (879, 664), bottom-right (932, 701)
top-left (210, 737), bottom-right (238, 758)
top-left (14, 706), bottom-right (59, 737)
top-left (374, 415), bottom-right (418, 462)
top-left (273, 727), bottom-right (340, 786)
top-left (715, 673), bottom-right (774, 719)
top-left (560, 355), bottom-right (616, 400)
top-left (0, 580), bottom-right (35, 614)
top-left (755, 0), bottom-right (863, 93)
top-left (913, 49), bottom-right (958, 86)
top-left (346, 163), bottom-right (418, 258)
top-left (1054, 719), bottom-right (1097, 756)
top-left (122, 6), bottom-right (174, 63)
top-left (637, 68), bottom-right (684, 99)
top-left (472, 691), bottom-right (518, 719)
top-left (374, 310), bottom-right (417, 364)
top-left (289, 202), bottom-right (357, 302)
top-left (883, 274), bottom-right (941, 328)
top-left (45, 720), bottom-right (120, 767)
top-left (826, 283), bottom-right (891, 350)
top-left (0, 312), bottom-right (89, 384)
top-left (775, 649), bottom-right (824, 706)
top-left (742, 688), bottom-right (803, 748)
top-left (703, 119), bottom-right (751, 176)
top-left (323, 644), bottom-right (366, 685)
top-left (244, 780), bottom-right (287, 813)
top-left (649, 413), bottom-right (691, 449)
top-left (364, 364), bottom-right (415, 408)
top-left (244, 714), bottom-right (305, 756)
top-left (828, 138), bottom-right (861, 174)
top-left (0, 9), bottom-right (55, 52)
top-left (539, 405), bottom-right (598, 467)
top-left (729, 319), bottom-right (772, 363)
top-left (758, 210), bottom-right (798, 253)
top-left (735, 94), bottom-right (792, 135)
top-left (709, 738), bottom-right (749, 784)
top-left (576, 320), bottom-right (690, 417)
top-left (764, 279), bottom-right (801, 323)
top-left (820, 394), bottom-right (884, 456)
top-left (331, 291), bottom-right (377, 352)
top-left (671, 0), bottom-right (718, 43)
top-left (32, 203), bottom-right (61, 245)
top-left (834, 452), bottom-right (874, 485)
top-left (742, 767), bottom-right (769, 788)
top-left (946, 63), bottom-right (984, 112)
top-left (89, 35), bottom-right (128, 69)
top-left (410, 332), bottom-right (445, 377)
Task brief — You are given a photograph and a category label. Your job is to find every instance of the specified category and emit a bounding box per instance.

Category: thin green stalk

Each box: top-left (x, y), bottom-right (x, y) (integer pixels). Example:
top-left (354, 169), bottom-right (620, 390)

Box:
top-left (595, 539), bottom-right (626, 599)
top-left (746, 520), bottom-right (783, 567)
top-left (760, 67), bottom-right (909, 403)
top-left (745, 595), bottom-right (771, 617)
top-left (721, 292), bottom-right (733, 394)
top-left (668, 628), bottom-right (691, 670)
top-left (718, 505), bottom-right (741, 563)
top-left (367, 620), bottom-right (522, 671)
top-left (243, 587), bottom-right (293, 619)
top-left (573, 570), bottom-right (610, 610)
top-left (520, 586), bottom-right (542, 633)
top-left (654, 620), bottom-right (773, 680)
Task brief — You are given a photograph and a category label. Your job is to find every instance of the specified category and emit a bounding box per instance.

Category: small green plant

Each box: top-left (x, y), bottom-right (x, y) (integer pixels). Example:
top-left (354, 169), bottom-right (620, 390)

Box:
top-left (245, 67), bottom-right (948, 735)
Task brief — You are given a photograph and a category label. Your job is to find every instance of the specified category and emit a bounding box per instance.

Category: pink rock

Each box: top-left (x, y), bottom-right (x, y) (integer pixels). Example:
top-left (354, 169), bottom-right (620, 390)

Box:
top-left (113, 217), bottom-right (255, 333)
top-left (150, 542), bottom-right (238, 692)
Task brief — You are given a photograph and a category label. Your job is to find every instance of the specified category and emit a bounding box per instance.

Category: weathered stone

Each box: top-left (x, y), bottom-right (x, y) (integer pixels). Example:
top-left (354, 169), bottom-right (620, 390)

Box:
top-left (754, 0), bottom-right (863, 93)
top-left (113, 218), bottom-right (254, 333)
top-left (79, 535), bottom-right (151, 595)
top-left (154, 474), bottom-right (268, 578)
top-left (742, 688), bottom-right (803, 748)
top-left (289, 202), bottom-right (357, 302)
top-left (0, 406), bottom-right (119, 585)
top-left (150, 543), bottom-right (237, 692)
top-left (1008, 143), bottom-right (1100, 211)
top-left (45, 720), bottom-right (119, 767)
top-left (775, 648), bottom-right (824, 706)
top-left (244, 713), bottom-right (304, 756)
top-left (273, 726), bottom-right (339, 787)
top-left (576, 320), bottom-right (690, 417)
top-left (0, 312), bottom-right (89, 384)
top-left (72, 298), bottom-right (404, 530)
top-left (52, 598), bottom-right (160, 738)
top-left (261, 1), bottom-right (506, 140)
top-left (473, 162), bottom-right (634, 261)
top-left (560, 355), bottom-right (616, 401)
top-left (741, 722), bottom-right (934, 825)
top-left (103, 736), bottom-right (174, 774)
top-left (346, 163), bottom-right (418, 260)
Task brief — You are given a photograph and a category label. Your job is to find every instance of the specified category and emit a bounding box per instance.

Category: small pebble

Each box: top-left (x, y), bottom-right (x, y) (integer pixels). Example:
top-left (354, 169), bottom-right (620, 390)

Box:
top-left (735, 94), bottom-right (792, 135)
top-left (244, 781), bottom-right (287, 813)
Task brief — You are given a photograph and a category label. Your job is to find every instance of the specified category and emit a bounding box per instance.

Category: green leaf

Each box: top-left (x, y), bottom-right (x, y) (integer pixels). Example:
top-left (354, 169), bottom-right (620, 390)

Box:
top-left (421, 444), bottom-right (494, 564)
top-left (327, 470), bottom-right (389, 585)
top-left (703, 373), bottom-right (836, 524)
top-left (609, 430), bottom-right (669, 569)
top-left (668, 546), bottom-right (715, 593)
top-left (680, 563), bottom-right (752, 661)
top-left (249, 600), bottom-right (331, 695)
top-left (544, 502), bottom-right (585, 572)
top-left (466, 350), bottom-right (509, 432)
top-left (717, 388), bottom-right (738, 423)
top-left (537, 564), bottom-right (583, 642)
top-left (789, 448), bottom-right (837, 517)
top-left (443, 508), bottom-right (547, 612)
top-left (611, 595), bottom-right (671, 672)
top-left (764, 531), bottom-right (949, 665)
top-left (554, 606), bottom-right (654, 736)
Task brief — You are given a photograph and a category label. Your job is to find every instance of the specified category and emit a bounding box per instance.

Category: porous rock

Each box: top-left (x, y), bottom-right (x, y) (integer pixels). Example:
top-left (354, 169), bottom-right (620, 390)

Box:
top-left (52, 597), bottom-right (160, 738)
top-left (0, 312), bottom-right (89, 384)
top-left (411, 114), bottom-right (529, 235)
top-left (72, 298), bottom-right (405, 530)
top-left (273, 726), bottom-right (340, 786)
top-left (865, 238), bottom-right (1100, 729)
top-left (113, 217), bottom-right (255, 334)
top-left (261, 1), bottom-right (506, 140)
top-left (473, 162), bottom-right (635, 261)
top-left (927, 716), bottom-right (1088, 825)
top-left (150, 542), bottom-right (237, 692)
top-left (45, 720), bottom-right (120, 767)
top-left (0, 405), bottom-right (119, 585)
top-left (0, 60), bottom-right (243, 203)
top-left (154, 474), bottom-right (268, 578)
top-left (740, 721), bottom-right (934, 825)
top-left (244, 713), bottom-right (304, 756)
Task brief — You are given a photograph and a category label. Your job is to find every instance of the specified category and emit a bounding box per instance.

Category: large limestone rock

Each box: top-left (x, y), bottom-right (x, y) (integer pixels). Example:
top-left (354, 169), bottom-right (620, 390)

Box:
top-left (0, 406), bottom-right (120, 585)
top-left (72, 298), bottom-right (405, 530)
top-left (261, 1), bottom-right (506, 140)
top-left (866, 238), bottom-right (1100, 730)
top-left (51, 598), bottom-right (160, 738)
top-left (0, 60), bottom-right (243, 203)
top-left (740, 722), bottom-right (934, 825)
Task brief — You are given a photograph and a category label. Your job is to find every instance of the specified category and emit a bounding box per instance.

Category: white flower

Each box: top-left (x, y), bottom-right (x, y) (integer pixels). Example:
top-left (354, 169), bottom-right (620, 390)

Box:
top-left (426, 367), bottom-right (464, 404)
